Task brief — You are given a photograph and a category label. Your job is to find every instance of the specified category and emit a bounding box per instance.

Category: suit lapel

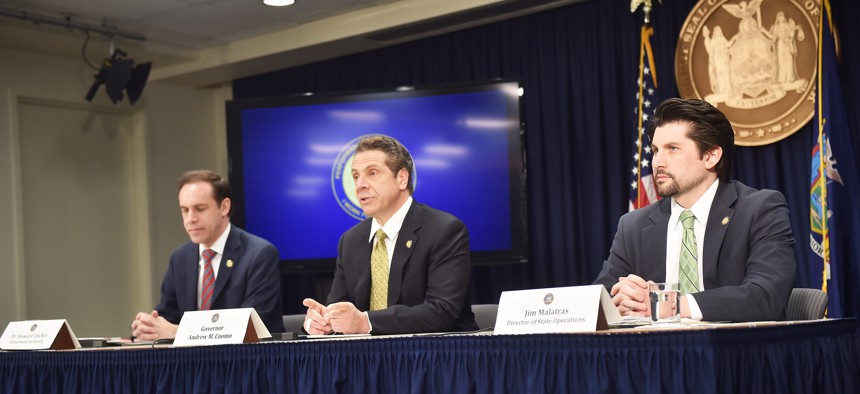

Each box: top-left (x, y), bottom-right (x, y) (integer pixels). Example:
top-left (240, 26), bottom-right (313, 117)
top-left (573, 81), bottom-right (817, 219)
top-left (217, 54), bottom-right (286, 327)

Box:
top-left (351, 221), bottom-right (373, 311)
top-left (211, 227), bottom-right (239, 307)
top-left (703, 182), bottom-right (736, 289)
top-left (643, 201), bottom-right (671, 282)
top-left (387, 202), bottom-right (419, 305)
top-left (183, 246), bottom-right (200, 310)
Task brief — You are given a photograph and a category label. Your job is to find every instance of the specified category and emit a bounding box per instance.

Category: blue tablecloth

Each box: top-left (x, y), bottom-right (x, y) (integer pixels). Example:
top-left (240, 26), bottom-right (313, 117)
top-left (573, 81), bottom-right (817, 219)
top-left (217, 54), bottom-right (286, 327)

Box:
top-left (2, 319), bottom-right (858, 393)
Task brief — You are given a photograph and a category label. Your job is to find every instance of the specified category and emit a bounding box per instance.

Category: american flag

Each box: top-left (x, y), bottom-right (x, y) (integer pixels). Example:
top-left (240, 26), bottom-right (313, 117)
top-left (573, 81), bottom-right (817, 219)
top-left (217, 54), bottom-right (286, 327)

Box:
top-left (629, 26), bottom-right (661, 211)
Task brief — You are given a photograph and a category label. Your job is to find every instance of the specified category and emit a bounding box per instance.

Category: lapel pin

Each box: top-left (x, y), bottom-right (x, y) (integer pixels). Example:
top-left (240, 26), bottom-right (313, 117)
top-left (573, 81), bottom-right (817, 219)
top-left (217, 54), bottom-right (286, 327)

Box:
top-left (406, 240), bottom-right (413, 249)
top-left (721, 216), bottom-right (730, 225)
top-left (226, 260), bottom-right (234, 268)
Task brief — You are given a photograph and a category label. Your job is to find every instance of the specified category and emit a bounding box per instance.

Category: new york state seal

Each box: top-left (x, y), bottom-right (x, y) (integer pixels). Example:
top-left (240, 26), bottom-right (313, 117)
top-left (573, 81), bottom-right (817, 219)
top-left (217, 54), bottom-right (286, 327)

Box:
top-left (675, 0), bottom-right (820, 146)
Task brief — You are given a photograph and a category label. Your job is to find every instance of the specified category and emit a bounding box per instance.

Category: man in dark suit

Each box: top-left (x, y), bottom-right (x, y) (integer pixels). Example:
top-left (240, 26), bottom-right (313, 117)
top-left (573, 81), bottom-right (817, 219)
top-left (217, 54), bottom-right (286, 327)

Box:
top-left (131, 170), bottom-right (283, 340)
top-left (594, 98), bottom-right (796, 322)
top-left (303, 136), bottom-right (477, 335)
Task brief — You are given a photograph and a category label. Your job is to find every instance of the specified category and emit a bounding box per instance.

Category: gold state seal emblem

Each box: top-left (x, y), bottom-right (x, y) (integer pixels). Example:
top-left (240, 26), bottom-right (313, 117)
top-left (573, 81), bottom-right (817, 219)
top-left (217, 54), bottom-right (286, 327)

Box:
top-left (675, 0), bottom-right (820, 146)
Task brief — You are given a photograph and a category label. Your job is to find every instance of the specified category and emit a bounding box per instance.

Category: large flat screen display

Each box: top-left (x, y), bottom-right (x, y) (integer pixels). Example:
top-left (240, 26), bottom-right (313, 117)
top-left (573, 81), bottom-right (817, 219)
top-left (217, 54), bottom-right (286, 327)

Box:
top-left (226, 81), bottom-right (527, 272)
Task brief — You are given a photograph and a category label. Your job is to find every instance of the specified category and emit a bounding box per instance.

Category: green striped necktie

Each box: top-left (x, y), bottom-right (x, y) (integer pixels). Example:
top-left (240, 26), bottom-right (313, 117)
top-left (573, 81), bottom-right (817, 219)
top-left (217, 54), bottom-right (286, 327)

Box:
top-left (679, 210), bottom-right (700, 294)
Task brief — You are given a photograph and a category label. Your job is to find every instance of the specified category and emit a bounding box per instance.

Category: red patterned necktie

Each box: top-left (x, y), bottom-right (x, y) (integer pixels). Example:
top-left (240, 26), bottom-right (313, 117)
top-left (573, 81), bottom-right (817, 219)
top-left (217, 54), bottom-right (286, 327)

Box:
top-left (201, 249), bottom-right (217, 310)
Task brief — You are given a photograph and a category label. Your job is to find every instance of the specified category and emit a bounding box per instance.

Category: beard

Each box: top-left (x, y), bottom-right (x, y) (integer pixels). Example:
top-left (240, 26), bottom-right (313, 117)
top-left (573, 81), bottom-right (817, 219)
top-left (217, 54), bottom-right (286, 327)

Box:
top-left (656, 170), bottom-right (708, 198)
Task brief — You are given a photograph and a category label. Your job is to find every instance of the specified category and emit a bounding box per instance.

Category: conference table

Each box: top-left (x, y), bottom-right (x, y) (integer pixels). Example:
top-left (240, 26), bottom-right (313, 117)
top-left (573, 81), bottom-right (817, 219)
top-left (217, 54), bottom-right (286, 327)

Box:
top-left (1, 319), bottom-right (858, 393)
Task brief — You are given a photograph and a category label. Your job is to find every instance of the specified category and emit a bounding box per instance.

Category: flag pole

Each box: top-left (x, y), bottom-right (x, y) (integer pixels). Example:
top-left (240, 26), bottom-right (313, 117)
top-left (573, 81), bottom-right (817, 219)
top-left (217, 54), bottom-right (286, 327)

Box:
top-left (816, 0), bottom-right (830, 294)
top-left (636, 27), bottom-right (654, 207)
top-left (631, 0), bottom-right (658, 209)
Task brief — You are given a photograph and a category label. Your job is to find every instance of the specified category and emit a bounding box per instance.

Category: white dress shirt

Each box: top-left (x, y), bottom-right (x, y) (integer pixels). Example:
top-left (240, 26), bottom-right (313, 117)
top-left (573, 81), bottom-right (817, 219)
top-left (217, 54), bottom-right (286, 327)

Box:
top-left (197, 223), bottom-right (231, 309)
top-left (368, 196), bottom-right (413, 267)
top-left (665, 179), bottom-right (719, 320)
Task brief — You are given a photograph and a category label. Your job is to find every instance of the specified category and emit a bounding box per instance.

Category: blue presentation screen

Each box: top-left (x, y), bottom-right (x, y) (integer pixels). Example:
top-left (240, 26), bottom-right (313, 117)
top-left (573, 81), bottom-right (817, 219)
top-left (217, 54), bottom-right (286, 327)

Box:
top-left (227, 81), bottom-right (527, 271)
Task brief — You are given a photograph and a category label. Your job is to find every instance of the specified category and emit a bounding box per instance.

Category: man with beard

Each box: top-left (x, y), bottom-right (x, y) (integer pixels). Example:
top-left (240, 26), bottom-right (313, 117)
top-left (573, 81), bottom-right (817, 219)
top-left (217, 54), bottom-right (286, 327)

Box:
top-left (593, 98), bottom-right (795, 322)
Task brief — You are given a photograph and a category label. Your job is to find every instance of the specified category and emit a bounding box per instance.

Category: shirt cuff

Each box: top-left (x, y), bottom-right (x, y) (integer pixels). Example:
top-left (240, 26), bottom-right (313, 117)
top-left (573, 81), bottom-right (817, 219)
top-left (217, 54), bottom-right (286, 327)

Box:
top-left (364, 311), bottom-right (373, 334)
top-left (686, 294), bottom-right (703, 321)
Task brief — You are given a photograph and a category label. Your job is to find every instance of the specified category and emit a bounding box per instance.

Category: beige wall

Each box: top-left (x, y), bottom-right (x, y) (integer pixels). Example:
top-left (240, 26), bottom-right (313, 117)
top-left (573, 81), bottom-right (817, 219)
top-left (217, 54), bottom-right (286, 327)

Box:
top-left (0, 47), bottom-right (230, 336)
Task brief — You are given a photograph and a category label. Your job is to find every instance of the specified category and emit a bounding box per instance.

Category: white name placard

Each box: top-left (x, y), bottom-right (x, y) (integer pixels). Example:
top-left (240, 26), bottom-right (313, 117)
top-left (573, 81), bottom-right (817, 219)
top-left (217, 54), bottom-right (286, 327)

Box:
top-left (173, 308), bottom-right (271, 347)
top-left (0, 319), bottom-right (81, 350)
top-left (493, 285), bottom-right (621, 334)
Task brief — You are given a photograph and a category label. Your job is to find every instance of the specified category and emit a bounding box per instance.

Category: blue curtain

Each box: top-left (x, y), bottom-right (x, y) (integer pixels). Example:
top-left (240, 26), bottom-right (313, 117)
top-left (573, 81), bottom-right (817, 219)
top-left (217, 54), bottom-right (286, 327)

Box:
top-left (233, 0), bottom-right (860, 317)
top-left (2, 321), bottom-right (858, 393)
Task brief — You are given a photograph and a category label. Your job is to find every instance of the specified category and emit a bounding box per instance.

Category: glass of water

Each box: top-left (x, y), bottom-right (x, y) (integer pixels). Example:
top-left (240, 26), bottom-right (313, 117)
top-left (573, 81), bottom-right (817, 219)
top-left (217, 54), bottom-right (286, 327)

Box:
top-left (649, 282), bottom-right (680, 323)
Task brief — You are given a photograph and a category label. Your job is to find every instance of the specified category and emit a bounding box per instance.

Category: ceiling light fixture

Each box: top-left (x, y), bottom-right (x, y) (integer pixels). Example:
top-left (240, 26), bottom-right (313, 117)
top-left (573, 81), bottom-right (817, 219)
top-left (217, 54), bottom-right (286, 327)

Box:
top-left (85, 49), bottom-right (151, 105)
top-left (0, 6), bottom-right (152, 105)
top-left (263, 0), bottom-right (296, 6)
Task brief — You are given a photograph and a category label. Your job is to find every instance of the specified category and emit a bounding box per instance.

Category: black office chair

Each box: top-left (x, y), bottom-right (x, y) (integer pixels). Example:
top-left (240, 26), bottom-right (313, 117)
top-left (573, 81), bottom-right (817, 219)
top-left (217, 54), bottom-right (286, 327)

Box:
top-left (282, 314), bottom-right (307, 334)
top-left (785, 288), bottom-right (828, 320)
top-left (471, 304), bottom-right (499, 330)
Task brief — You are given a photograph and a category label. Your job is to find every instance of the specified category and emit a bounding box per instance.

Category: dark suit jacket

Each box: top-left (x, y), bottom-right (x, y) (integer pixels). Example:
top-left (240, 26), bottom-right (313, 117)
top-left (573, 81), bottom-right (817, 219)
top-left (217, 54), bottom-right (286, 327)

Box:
top-left (327, 201), bottom-right (478, 334)
top-left (594, 181), bottom-right (796, 321)
top-left (155, 225), bottom-right (285, 333)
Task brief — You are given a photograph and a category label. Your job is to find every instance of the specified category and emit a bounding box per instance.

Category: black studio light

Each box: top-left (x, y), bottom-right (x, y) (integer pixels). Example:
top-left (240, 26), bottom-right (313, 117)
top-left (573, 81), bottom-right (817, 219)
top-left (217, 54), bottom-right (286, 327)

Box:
top-left (85, 49), bottom-right (151, 105)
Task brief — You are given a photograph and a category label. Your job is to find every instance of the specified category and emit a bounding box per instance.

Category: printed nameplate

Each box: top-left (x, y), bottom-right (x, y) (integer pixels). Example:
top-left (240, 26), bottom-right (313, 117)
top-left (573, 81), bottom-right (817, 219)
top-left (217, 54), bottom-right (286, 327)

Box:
top-left (493, 285), bottom-right (621, 334)
top-left (0, 319), bottom-right (81, 350)
top-left (173, 308), bottom-right (271, 347)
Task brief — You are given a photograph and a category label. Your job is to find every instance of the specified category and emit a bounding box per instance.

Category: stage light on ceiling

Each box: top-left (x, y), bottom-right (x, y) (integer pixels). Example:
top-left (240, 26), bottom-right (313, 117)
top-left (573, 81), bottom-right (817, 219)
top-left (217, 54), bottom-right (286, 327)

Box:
top-left (85, 49), bottom-right (151, 105)
top-left (263, 0), bottom-right (295, 6)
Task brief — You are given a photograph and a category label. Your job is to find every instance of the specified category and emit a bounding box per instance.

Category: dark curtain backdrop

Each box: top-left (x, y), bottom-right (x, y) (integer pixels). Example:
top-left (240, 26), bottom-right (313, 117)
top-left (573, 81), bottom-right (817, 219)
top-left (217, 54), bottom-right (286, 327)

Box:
top-left (233, 0), bottom-right (860, 318)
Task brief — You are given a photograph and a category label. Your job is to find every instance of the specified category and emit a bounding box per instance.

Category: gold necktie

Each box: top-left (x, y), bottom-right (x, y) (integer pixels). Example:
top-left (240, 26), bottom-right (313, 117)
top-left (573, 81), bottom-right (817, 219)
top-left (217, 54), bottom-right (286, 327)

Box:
top-left (370, 229), bottom-right (389, 310)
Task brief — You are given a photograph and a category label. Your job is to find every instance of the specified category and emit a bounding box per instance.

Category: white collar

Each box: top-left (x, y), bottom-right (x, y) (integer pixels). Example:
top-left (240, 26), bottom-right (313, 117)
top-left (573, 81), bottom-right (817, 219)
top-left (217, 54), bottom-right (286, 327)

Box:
top-left (199, 223), bottom-right (231, 256)
top-left (369, 196), bottom-right (413, 243)
top-left (670, 179), bottom-right (719, 228)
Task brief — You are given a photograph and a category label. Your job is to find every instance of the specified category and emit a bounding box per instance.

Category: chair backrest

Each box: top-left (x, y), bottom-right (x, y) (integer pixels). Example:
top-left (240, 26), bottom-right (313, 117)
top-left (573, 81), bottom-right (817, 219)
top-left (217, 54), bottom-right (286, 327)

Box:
top-left (785, 288), bottom-right (828, 320)
top-left (471, 304), bottom-right (499, 330)
top-left (282, 314), bottom-right (306, 333)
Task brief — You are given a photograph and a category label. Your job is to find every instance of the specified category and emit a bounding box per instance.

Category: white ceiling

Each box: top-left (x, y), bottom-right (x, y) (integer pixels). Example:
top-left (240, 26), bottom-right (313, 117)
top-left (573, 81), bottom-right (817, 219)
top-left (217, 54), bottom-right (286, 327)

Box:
top-left (0, 0), bottom-right (585, 87)
top-left (0, 0), bottom-right (402, 49)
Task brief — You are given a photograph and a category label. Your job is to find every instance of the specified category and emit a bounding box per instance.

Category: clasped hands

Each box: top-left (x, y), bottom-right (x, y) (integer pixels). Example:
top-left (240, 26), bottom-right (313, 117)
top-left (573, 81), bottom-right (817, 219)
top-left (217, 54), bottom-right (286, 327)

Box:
top-left (302, 299), bottom-right (370, 335)
top-left (611, 274), bottom-right (689, 318)
top-left (610, 274), bottom-right (653, 316)
top-left (131, 310), bottom-right (178, 341)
